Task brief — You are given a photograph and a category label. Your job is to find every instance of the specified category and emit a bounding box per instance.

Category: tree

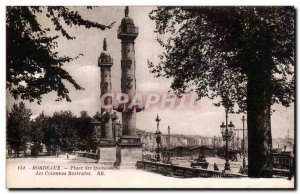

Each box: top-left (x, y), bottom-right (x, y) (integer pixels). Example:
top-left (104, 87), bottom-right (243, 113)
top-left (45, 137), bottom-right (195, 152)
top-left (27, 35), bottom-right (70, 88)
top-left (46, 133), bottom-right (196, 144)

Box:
top-left (30, 112), bottom-right (47, 156)
top-left (149, 7), bottom-right (294, 177)
top-left (76, 111), bottom-right (98, 152)
top-left (51, 110), bottom-right (78, 152)
top-left (30, 123), bottom-right (43, 156)
top-left (6, 6), bottom-right (115, 104)
top-left (7, 102), bottom-right (32, 157)
top-left (41, 116), bottom-right (60, 155)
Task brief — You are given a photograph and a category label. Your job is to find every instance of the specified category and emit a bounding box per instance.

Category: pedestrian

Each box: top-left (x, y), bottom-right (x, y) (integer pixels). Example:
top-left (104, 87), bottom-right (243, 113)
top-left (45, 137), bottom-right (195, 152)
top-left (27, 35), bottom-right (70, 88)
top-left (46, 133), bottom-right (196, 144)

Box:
top-left (67, 153), bottom-right (69, 160)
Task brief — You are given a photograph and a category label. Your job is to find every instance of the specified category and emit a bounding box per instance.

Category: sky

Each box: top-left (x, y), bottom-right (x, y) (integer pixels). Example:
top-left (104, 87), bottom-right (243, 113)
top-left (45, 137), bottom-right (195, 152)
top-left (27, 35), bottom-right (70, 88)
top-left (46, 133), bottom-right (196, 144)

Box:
top-left (6, 6), bottom-right (294, 138)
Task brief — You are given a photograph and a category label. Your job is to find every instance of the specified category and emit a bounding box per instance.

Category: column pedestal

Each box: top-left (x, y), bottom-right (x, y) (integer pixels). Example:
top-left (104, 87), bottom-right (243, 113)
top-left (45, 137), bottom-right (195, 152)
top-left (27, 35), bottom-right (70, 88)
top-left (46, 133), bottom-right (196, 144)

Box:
top-left (117, 136), bottom-right (142, 168)
top-left (97, 140), bottom-right (116, 167)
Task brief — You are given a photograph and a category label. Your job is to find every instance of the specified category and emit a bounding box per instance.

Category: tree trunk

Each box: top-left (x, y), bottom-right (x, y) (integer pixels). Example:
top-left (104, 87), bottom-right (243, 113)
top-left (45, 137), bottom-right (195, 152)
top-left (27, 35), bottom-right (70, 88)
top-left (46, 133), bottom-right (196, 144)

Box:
top-left (247, 60), bottom-right (273, 177)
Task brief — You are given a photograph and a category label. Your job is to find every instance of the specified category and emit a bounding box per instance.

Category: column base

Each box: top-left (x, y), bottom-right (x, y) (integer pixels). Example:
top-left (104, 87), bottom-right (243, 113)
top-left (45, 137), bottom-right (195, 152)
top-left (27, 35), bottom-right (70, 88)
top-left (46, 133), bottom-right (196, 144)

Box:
top-left (117, 137), bottom-right (142, 168)
top-left (118, 135), bottom-right (142, 145)
top-left (97, 142), bottom-right (117, 167)
top-left (99, 138), bottom-right (115, 145)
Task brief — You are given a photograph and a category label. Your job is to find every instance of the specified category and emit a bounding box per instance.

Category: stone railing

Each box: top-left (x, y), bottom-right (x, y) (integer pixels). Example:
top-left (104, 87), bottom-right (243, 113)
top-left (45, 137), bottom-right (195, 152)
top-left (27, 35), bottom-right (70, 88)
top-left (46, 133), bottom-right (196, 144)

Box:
top-left (136, 160), bottom-right (247, 178)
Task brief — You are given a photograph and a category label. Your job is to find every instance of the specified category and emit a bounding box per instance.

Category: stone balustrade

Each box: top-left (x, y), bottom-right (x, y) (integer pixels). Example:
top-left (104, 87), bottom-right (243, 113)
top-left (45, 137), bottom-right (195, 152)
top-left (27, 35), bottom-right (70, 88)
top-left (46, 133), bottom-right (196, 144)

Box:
top-left (136, 160), bottom-right (247, 178)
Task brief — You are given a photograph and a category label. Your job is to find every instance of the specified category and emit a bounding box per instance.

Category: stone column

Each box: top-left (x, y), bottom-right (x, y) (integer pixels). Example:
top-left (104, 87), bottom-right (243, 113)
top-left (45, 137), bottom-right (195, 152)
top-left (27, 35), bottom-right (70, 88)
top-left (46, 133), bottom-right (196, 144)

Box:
top-left (117, 6), bottom-right (142, 142)
top-left (98, 38), bottom-right (114, 141)
top-left (97, 38), bottom-right (116, 165)
top-left (121, 41), bottom-right (137, 137)
top-left (116, 6), bottom-right (142, 167)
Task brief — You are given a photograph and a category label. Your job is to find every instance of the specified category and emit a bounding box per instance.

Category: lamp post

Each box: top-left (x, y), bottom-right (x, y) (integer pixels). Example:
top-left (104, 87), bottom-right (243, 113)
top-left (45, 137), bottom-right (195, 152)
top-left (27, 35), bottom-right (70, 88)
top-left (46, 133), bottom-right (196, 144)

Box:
top-left (137, 133), bottom-right (144, 160)
top-left (167, 126), bottom-right (171, 162)
top-left (155, 114), bottom-right (162, 161)
top-left (220, 110), bottom-right (234, 171)
top-left (167, 126), bottom-right (171, 150)
top-left (242, 115), bottom-right (246, 170)
top-left (233, 128), bottom-right (240, 151)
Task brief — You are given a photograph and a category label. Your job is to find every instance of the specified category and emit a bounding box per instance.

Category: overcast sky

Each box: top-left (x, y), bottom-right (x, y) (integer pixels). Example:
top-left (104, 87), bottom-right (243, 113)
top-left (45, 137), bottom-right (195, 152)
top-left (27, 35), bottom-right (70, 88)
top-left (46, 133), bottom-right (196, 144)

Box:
top-left (6, 6), bottom-right (294, 138)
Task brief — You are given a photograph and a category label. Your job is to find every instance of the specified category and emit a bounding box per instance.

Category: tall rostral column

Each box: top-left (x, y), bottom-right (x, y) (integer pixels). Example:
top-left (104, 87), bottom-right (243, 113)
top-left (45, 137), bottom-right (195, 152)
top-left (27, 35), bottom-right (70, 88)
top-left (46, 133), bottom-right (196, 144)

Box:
top-left (97, 38), bottom-right (116, 165)
top-left (116, 6), bottom-right (142, 167)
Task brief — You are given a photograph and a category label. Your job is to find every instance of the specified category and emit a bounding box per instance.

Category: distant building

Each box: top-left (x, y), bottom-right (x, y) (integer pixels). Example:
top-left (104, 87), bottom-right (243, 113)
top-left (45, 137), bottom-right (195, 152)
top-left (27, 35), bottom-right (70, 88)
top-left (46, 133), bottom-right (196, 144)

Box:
top-left (187, 137), bottom-right (200, 146)
top-left (135, 128), bottom-right (250, 154)
top-left (272, 137), bottom-right (294, 153)
top-left (169, 146), bottom-right (191, 157)
top-left (168, 145), bottom-right (215, 158)
top-left (189, 145), bottom-right (215, 158)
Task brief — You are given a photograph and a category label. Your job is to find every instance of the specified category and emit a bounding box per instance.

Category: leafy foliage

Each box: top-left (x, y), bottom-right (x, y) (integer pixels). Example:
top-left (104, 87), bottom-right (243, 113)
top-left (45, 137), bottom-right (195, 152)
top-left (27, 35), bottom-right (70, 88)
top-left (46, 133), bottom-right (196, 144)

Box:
top-left (6, 6), bottom-right (115, 104)
top-left (7, 103), bottom-right (101, 155)
top-left (148, 6), bottom-right (295, 177)
top-left (37, 113), bottom-right (60, 154)
top-left (7, 102), bottom-right (32, 156)
top-left (76, 111), bottom-right (97, 152)
top-left (148, 7), bottom-right (294, 112)
top-left (50, 110), bottom-right (78, 152)
top-left (30, 114), bottom-right (45, 156)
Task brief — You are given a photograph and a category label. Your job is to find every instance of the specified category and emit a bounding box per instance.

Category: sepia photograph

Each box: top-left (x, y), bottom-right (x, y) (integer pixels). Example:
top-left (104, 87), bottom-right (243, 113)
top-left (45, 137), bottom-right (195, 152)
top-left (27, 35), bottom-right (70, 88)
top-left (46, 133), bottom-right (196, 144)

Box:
top-left (5, 5), bottom-right (295, 189)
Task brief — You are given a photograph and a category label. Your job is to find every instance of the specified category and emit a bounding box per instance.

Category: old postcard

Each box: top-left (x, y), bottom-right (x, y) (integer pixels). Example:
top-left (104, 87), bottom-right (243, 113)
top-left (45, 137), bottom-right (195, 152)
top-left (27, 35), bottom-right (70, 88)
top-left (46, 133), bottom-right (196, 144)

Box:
top-left (6, 6), bottom-right (295, 189)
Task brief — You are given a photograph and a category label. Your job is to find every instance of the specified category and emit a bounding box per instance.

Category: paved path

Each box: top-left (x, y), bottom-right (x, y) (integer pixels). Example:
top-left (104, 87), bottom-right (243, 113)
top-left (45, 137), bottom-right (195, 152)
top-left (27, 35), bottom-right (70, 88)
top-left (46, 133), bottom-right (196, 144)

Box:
top-left (6, 157), bottom-right (293, 189)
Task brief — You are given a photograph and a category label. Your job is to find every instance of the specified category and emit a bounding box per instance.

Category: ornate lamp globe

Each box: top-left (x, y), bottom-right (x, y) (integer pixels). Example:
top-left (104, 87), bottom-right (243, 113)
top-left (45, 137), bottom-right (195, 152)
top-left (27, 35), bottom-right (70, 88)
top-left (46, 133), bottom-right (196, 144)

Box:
top-left (242, 115), bottom-right (245, 123)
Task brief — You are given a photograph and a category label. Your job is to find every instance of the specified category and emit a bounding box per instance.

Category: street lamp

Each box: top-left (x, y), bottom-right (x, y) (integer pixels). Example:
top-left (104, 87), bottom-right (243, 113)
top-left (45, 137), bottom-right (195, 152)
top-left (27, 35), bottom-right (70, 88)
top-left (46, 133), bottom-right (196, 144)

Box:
top-left (155, 114), bottom-right (162, 161)
top-left (167, 126), bottom-right (171, 162)
top-left (137, 133), bottom-right (144, 160)
top-left (220, 114), bottom-right (235, 171)
top-left (242, 115), bottom-right (246, 169)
